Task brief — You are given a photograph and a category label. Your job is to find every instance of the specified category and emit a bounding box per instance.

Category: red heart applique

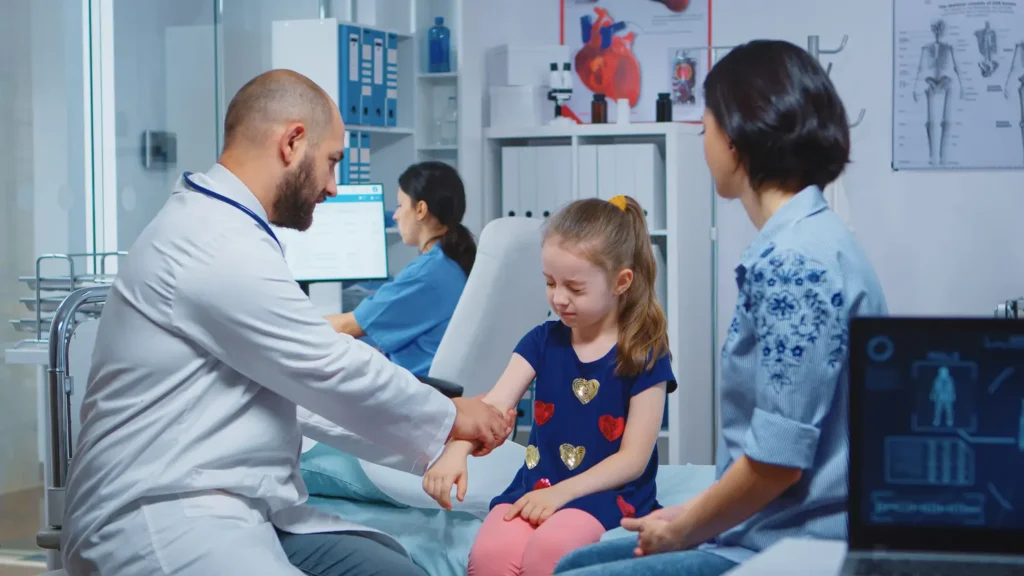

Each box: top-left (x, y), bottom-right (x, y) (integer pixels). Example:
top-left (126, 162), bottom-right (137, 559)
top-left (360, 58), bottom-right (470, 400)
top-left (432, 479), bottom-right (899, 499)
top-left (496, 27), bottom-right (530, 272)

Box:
top-left (534, 401), bottom-right (555, 426)
top-left (616, 495), bottom-right (635, 518)
top-left (598, 415), bottom-right (625, 442)
top-left (533, 478), bottom-right (552, 490)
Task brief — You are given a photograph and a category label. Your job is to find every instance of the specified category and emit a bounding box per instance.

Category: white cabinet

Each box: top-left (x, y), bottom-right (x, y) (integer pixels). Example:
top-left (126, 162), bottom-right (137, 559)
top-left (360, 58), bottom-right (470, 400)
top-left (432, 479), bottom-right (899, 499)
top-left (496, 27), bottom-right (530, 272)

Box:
top-left (580, 143), bottom-right (665, 230)
top-left (500, 145), bottom-right (573, 220)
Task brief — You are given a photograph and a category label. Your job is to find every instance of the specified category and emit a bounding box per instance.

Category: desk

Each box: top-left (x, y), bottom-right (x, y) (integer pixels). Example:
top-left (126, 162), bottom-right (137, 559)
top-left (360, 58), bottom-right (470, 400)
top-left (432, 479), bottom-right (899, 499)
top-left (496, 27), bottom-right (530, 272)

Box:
top-left (724, 538), bottom-right (847, 575)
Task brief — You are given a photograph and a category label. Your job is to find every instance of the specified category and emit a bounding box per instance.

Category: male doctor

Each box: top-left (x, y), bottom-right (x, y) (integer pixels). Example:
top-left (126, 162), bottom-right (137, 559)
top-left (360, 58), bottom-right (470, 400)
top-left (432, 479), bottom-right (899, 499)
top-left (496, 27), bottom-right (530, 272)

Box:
top-left (60, 70), bottom-right (509, 575)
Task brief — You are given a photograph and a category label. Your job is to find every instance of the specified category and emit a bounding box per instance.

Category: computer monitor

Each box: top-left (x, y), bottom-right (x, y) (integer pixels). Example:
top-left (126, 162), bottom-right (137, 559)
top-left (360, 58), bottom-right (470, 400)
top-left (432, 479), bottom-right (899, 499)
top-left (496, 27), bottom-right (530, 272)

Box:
top-left (272, 183), bottom-right (389, 284)
top-left (849, 317), bottom-right (1024, 554)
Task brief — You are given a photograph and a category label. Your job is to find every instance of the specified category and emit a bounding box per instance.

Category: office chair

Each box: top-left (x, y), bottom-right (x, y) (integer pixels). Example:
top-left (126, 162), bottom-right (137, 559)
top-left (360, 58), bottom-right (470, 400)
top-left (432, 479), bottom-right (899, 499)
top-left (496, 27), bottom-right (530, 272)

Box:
top-left (417, 217), bottom-right (550, 403)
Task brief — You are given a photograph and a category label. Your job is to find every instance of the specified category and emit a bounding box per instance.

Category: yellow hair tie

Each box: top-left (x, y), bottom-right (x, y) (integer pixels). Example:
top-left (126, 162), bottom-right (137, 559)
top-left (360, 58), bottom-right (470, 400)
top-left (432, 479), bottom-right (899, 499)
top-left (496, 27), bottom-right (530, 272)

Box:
top-left (608, 195), bottom-right (628, 211)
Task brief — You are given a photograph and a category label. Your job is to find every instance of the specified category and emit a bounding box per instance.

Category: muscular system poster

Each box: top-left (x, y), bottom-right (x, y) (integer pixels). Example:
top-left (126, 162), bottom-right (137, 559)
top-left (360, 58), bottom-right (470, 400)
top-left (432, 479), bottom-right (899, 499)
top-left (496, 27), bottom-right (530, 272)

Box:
top-left (561, 0), bottom-right (711, 123)
top-left (893, 0), bottom-right (1024, 169)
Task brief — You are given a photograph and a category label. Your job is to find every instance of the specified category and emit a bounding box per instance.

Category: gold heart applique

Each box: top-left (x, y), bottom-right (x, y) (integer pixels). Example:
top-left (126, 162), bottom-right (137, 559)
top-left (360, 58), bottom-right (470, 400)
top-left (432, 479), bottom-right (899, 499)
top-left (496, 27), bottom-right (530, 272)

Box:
top-left (525, 445), bottom-right (540, 469)
top-left (572, 378), bottom-right (600, 404)
top-left (559, 443), bottom-right (586, 471)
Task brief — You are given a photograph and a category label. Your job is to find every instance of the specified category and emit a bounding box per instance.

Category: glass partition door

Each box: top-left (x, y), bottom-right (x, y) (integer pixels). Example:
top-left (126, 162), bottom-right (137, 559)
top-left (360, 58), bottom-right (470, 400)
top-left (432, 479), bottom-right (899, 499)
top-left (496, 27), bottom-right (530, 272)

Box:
top-left (88, 0), bottom-right (339, 256)
top-left (88, 0), bottom-right (221, 257)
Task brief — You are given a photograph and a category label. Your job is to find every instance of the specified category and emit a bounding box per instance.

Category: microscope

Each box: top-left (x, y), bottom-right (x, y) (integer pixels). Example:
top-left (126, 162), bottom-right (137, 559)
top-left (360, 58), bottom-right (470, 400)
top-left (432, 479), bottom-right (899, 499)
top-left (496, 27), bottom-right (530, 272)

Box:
top-left (995, 298), bottom-right (1024, 318)
top-left (548, 61), bottom-right (574, 126)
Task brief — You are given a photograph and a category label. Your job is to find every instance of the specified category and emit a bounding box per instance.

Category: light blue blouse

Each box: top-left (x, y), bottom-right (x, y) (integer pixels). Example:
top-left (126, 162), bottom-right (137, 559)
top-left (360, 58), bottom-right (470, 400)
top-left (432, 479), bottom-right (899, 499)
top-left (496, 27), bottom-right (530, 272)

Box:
top-left (705, 186), bottom-right (888, 563)
top-left (352, 243), bottom-right (466, 376)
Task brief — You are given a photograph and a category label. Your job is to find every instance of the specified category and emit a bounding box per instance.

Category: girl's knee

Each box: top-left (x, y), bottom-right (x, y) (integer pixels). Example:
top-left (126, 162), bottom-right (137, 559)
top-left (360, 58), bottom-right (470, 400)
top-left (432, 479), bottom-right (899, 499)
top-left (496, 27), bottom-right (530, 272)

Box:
top-left (522, 510), bottom-right (605, 575)
top-left (468, 505), bottom-right (534, 576)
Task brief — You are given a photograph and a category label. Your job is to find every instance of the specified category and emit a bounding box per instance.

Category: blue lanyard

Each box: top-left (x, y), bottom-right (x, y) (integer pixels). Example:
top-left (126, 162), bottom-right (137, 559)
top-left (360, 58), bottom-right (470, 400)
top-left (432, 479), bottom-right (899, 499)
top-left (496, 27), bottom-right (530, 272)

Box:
top-left (182, 172), bottom-right (282, 252)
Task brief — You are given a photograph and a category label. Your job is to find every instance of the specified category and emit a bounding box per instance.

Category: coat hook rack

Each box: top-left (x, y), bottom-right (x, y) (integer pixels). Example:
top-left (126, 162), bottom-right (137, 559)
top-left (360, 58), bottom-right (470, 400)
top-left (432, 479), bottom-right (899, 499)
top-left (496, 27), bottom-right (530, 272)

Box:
top-left (678, 36), bottom-right (867, 128)
top-left (807, 34), bottom-right (866, 128)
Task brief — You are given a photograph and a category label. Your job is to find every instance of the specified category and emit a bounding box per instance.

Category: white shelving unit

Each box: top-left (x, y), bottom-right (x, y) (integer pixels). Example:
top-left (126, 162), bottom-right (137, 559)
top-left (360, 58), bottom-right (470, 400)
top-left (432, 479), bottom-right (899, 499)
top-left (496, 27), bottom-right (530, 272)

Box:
top-left (483, 122), bottom-right (716, 466)
top-left (269, 0), bottom-right (463, 282)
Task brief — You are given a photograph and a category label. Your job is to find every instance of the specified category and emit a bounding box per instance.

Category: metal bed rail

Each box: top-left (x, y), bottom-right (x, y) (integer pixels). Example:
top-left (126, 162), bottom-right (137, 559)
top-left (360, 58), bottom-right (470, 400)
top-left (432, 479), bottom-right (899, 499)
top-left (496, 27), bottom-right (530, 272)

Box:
top-left (12, 251), bottom-right (124, 344)
top-left (36, 285), bottom-right (111, 552)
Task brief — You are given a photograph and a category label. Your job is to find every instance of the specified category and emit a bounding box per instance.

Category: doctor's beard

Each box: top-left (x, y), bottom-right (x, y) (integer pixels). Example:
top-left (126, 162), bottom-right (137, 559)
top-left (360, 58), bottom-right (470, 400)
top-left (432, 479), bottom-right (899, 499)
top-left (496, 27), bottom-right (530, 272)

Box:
top-left (272, 154), bottom-right (318, 231)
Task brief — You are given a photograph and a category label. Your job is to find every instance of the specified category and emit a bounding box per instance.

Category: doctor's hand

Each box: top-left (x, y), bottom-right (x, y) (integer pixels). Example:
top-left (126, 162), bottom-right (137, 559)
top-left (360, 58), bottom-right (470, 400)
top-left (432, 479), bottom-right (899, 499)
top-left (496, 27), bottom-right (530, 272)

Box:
top-left (469, 401), bottom-right (517, 457)
top-left (449, 397), bottom-right (513, 454)
top-left (423, 448), bottom-right (468, 510)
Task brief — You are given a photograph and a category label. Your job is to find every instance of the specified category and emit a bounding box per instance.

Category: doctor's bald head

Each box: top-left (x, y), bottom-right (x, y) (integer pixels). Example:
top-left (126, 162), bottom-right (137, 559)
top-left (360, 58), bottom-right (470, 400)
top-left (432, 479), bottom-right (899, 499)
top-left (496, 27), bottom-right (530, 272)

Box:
top-left (220, 69), bottom-right (344, 232)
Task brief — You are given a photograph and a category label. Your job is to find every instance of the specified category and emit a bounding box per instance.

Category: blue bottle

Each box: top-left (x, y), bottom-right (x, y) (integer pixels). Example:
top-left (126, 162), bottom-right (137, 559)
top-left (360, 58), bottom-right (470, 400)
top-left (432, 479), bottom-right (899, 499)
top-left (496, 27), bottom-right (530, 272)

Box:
top-left (428, 16), bottom-right (450, 73)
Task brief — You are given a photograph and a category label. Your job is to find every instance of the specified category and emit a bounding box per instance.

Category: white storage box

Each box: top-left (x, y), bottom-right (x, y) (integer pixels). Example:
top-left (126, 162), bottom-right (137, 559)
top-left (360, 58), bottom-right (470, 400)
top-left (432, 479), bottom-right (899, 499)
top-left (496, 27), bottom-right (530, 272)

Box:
top-left (487, 44), bottom-right (571, 87)
top-left (489, 85), bottom-right (553, 128)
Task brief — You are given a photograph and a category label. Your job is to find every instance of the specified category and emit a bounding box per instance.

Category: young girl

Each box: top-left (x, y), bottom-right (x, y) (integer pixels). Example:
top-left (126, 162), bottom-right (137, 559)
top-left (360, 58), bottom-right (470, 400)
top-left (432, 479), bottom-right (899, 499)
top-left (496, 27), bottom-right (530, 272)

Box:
top-left (422, 195), bottom-right (676, 576)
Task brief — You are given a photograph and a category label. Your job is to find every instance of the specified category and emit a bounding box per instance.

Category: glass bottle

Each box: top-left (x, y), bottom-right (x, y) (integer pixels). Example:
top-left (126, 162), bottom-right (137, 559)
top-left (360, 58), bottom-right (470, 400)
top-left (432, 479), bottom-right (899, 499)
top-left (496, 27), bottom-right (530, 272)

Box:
top-left (591, 94), bottom-right (608, 123)
top-left (436, 96), bottom-right (458, 146)
top-left (428, 17), bottom-right (451, 73)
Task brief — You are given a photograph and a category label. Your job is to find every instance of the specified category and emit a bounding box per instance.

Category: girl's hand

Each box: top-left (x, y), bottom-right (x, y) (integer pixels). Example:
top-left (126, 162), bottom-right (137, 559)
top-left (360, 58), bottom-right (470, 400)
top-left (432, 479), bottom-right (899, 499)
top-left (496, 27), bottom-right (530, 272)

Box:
top-left (422, 449), bottom-right (468, 510)
top-left (503, 486), bottom-right (572, 525)
top-left (621, 515), bottom-right (686, 556)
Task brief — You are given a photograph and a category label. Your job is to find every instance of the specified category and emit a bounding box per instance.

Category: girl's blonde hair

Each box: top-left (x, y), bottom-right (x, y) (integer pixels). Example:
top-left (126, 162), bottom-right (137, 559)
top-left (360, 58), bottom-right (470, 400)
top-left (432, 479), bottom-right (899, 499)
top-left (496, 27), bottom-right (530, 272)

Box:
top-left (544, 196), bottom-right (670, 377)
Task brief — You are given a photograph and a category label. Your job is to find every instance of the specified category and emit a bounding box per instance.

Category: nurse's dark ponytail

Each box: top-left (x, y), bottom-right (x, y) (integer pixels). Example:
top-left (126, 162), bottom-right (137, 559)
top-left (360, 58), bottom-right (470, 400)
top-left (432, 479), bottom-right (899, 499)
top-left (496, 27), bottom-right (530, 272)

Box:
top-left (398, 161), bottom-right (477, 277)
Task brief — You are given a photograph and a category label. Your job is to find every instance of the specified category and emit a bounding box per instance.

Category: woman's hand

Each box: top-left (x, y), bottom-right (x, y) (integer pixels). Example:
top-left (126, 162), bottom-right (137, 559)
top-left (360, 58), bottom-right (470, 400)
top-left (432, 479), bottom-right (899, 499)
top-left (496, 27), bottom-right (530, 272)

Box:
top-left (503, 485), bottom-right (573, 525)
top-left (422, 448), bottom-right (469, 510)
top-left (621, 514), bottom-right (687, 557)
top-left (641, 502), bottom-right (689, 523)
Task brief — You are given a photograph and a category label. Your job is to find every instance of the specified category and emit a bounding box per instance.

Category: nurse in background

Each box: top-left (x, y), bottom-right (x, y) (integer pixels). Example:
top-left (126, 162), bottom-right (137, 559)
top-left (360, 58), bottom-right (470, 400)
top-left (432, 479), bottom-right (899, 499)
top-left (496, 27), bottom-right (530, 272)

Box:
top-left (327, 161), bottom-right (475, 376)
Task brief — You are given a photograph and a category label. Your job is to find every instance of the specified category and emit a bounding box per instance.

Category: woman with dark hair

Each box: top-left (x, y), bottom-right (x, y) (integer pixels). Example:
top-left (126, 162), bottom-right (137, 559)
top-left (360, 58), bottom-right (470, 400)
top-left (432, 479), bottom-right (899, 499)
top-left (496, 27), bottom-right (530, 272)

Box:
top-left (326, 161), bottom-right (476, 376)
top-left (552, 39), bottom-right (888, 575)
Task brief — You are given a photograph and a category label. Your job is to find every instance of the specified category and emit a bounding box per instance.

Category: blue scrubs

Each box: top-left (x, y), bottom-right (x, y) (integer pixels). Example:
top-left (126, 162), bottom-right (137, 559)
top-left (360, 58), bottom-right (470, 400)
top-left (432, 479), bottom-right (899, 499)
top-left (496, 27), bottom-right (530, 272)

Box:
top-left (352, 244), bottom-right (466, 376)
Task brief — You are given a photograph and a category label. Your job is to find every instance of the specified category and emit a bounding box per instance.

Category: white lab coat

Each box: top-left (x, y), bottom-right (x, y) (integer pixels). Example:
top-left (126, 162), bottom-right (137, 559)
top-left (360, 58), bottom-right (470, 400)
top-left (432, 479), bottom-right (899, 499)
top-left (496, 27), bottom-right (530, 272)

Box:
top-left (60, 164), bottom-right (456, 575)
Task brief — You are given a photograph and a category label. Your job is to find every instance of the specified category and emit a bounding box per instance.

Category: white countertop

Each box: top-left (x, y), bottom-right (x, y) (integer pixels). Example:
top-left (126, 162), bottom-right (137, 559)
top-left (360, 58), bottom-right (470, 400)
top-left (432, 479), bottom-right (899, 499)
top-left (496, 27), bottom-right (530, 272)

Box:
top-left (5, 341), bottom-right (50, 366)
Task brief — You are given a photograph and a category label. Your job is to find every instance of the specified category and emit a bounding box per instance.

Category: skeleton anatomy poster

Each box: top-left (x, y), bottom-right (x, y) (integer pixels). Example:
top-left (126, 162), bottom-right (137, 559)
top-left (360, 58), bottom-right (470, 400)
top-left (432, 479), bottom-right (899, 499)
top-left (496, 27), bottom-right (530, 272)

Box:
top-left (561, 0), bottom-right (711, 123)
top-left (893, 0), bottom-right (1024, 170)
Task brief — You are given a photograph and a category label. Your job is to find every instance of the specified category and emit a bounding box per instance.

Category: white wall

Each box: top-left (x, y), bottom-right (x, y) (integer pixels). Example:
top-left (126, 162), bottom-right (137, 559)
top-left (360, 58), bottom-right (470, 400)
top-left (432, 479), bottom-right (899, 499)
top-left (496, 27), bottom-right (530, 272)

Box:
top-left (710, 0), bottom-right (1024, 352)
top-left (219, 0), bottom-right (321, 137)
top-left (460, 0), bottom-right (560, 234)
top-left (464, 0), bottom-right (1024, 326)
top-left (0, 0), bottom-right (42, 495)
top-left (0, 0), bottom-right (89, 494)
top-left (110, 0), bottom-right (217, 252)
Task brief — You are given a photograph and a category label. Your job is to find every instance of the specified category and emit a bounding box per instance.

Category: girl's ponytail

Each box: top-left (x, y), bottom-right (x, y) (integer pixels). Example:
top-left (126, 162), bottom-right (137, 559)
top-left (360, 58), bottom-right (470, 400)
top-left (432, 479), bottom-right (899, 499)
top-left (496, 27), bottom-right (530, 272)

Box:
top-left (615, 197), bottom-right (670, 376)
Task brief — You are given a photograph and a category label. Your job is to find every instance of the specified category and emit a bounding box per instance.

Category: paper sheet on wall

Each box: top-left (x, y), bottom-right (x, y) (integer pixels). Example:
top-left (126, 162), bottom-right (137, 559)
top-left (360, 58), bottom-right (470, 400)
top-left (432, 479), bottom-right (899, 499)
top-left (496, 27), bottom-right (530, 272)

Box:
top-left (561, 0), bottom-right (710, 123)
top-left (892, 0), bottom-right (1024, 169)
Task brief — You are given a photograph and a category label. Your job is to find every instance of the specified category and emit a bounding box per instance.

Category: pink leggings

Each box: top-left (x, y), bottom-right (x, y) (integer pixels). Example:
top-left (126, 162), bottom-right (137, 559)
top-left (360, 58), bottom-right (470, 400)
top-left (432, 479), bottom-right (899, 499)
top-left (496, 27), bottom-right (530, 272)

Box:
top-left (467, 504), bottom-right (606, 576)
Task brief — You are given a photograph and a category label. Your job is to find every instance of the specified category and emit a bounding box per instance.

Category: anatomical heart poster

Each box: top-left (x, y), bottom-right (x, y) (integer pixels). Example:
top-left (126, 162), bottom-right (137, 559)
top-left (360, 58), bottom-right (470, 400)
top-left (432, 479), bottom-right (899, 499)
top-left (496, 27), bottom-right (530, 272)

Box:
top-left (562, 0), bottom-right (711, 122)
top-left (893, 0), bottom-right (1024, 169)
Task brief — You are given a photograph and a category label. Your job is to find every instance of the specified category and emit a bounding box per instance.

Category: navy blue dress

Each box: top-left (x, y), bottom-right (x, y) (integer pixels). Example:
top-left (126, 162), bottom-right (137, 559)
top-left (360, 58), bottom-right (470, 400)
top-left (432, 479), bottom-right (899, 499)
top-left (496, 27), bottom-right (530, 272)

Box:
top-left (490, 321), bottom-right (677, 530)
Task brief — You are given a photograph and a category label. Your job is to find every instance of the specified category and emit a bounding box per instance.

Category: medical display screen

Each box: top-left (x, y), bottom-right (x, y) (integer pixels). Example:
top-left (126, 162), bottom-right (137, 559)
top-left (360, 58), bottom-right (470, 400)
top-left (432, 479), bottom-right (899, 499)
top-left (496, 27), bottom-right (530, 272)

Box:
top-left (273, 183), bottom-right (389, 283)
top-left (856, 321), bottom-right (1024, 530)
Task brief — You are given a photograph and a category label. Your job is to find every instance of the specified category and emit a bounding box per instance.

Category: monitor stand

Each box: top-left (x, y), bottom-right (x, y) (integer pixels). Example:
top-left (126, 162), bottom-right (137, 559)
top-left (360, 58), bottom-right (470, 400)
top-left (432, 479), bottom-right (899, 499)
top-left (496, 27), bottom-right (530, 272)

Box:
top-left (298, 281), bottom-right (311, 296)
